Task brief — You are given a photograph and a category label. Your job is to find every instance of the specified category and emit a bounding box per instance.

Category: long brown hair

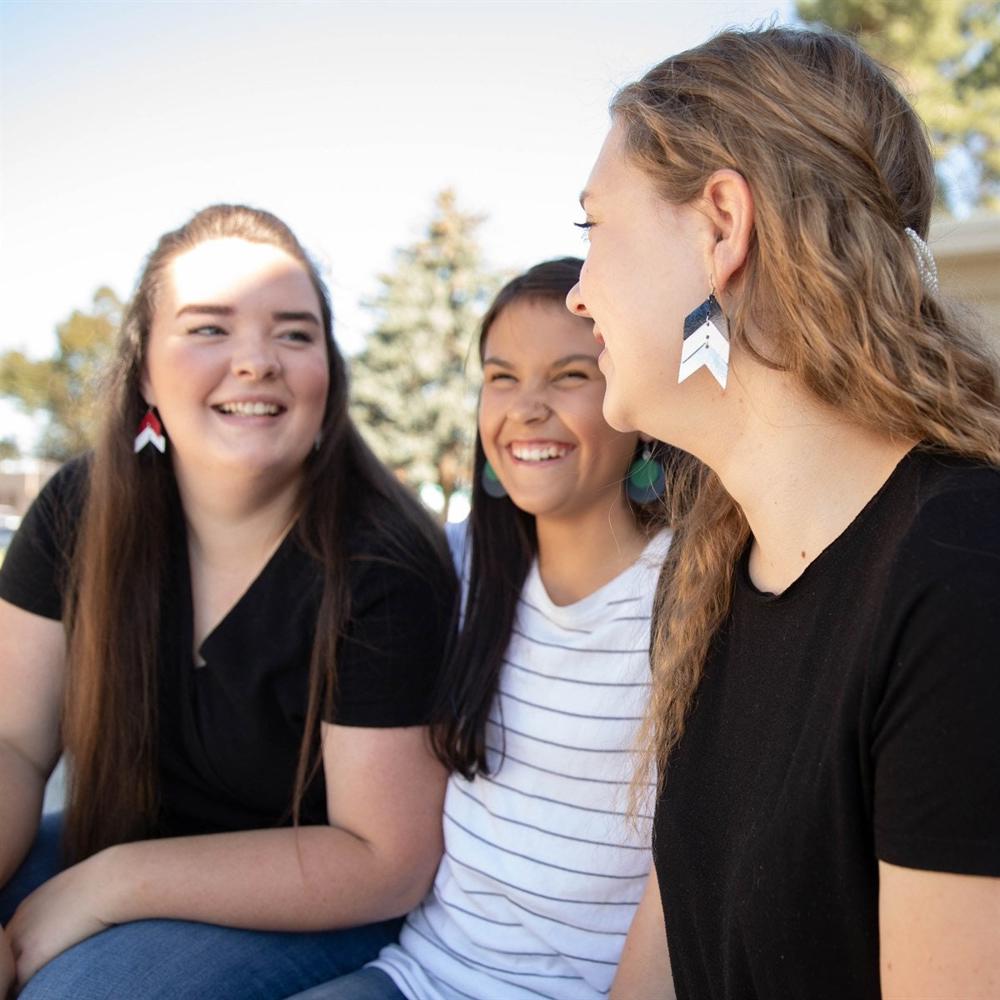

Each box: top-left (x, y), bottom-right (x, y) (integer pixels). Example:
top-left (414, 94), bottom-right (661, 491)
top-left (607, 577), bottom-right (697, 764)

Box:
top-left (610, 27), bottom-right (1000, 783)
top-left (64, 205), bottom-right (453, 861)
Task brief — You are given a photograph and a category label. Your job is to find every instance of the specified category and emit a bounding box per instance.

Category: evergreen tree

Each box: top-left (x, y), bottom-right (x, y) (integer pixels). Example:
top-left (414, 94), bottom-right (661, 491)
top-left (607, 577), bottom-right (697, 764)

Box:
top-left (796, 0), bottom-right (1000, 210)
top-left (350, 190), bottom-right (500, 520)
top-left (0, 287), bottom-right (122, 461)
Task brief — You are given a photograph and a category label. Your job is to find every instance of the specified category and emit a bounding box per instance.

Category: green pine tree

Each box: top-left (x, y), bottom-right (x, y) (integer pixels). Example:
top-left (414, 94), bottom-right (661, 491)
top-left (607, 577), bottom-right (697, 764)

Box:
top-left (796, 0), bottom-right (1000, 210)
top-left (350, 190), bottom-right (500, 521)
top-left (0, 286), bottom-right (122, 461)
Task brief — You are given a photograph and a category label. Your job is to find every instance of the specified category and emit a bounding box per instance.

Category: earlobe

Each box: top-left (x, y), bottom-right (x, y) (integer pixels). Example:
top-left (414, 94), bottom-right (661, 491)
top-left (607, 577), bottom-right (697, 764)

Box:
top-left (701, 169), bottom-right (754, 294)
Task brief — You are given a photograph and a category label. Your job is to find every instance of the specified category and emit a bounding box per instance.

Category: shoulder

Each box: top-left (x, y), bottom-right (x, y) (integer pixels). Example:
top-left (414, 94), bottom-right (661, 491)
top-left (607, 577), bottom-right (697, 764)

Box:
top-left (893, 451), bottom-right (1000, 585)
top-left (868, 452), bottom-right (1000, 697)
top-left (32, 454), bottom-right (92, 518)
top-left (0, 455), bottom-right (92, 619)
top-left (13, 454), bottom-right (92, 550)
top-left (343, 495), bottom-right (455, 605)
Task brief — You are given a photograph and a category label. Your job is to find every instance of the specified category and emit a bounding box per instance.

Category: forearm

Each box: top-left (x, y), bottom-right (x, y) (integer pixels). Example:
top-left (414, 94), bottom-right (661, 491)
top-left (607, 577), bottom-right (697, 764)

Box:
top-left (0, 743), bottom-right (46, 887)
top-left (612, 873), bottom-right (676, 1000)
top-left (102, 824), bottom-right (439, 932)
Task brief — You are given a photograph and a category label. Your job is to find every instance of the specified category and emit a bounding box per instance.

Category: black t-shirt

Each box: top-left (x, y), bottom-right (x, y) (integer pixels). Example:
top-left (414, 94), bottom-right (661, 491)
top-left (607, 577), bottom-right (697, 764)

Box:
top-left (0, 458), bottom-right (455, 834)
top-left (653, 448), bottom-right (1000, 999)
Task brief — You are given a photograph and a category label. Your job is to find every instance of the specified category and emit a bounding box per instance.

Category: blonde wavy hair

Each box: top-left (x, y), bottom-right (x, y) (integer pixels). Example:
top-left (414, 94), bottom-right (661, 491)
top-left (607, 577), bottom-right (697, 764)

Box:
top-left (612, 26), bottom-right (1000, 786)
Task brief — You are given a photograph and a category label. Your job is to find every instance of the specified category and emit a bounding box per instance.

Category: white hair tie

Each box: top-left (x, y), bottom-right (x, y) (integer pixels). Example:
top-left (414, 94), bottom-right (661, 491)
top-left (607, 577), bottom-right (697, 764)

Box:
top-left (904, 227), bottom-right (939, 296)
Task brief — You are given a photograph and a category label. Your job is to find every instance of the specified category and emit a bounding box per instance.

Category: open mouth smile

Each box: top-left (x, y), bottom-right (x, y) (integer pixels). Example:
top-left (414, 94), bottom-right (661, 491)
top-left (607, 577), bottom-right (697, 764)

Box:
top-left (508, 441), bottom-right (575, 463)
top-left (213, 401), bottom-right (286, 417)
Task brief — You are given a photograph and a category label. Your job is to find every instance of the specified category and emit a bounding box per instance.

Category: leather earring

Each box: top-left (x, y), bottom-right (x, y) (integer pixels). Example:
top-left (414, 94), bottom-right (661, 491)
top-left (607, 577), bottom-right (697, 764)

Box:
top-left (678, 290), bottom-right (729, 390)
top-left (481, 460), bottom-right (507, 498)
top-left (626, 443), bottom-right (666, 503)
top-left (134, 407), bottom-right (167, 454)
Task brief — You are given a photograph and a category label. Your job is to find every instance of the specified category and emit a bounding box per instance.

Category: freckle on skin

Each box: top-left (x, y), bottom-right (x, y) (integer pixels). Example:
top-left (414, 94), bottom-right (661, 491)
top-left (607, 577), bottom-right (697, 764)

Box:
top-left (801, 551), bottom-right (806, 559)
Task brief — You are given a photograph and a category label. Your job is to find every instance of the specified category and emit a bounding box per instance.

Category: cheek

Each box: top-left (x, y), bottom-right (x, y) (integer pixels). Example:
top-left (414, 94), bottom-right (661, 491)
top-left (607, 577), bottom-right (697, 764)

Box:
top-left (477, 398), bottom-right (502, 461)
top-left (306, 360), bottom-right (331, 403)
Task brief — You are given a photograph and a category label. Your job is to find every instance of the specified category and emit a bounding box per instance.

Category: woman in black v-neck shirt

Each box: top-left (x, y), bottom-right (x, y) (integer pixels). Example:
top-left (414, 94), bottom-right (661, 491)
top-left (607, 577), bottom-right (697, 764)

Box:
top-left (0, 205), bottom-right (456, 999)
top-left (565, 27), bottom-right (1000, 1000)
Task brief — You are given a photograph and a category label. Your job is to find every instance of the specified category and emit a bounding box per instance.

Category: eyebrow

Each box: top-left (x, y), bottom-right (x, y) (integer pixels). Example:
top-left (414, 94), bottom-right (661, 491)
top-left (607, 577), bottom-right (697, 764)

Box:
top-left (175, 304), bottom-right (321, 325)
top-left (553, 353), bottom-right (600, 367)
top-left (482, 353), bottom-right (599, 369)
top-left (273, 311), bottom-right (321, 325)
top-left (176, 304), bottom-right (234, 318)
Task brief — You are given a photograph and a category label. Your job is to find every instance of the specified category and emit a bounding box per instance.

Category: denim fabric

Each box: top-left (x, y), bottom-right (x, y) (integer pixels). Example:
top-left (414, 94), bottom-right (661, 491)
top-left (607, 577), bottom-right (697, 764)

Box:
top-left (2, 815), bottom-right (402, 1000)
top-left (287, 966), bottom-right (406, 1000)
top-left (0, 812), bottom-right (64, 924)
top-left (20, 918), bottom-right (403, 1000)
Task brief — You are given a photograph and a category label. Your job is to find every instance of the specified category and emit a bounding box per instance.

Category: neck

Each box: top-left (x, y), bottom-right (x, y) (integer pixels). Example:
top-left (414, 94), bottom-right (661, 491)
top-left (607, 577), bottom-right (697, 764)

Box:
top-left (704, 368), bottom-right (914, 595)
top-left (173, 462), bottom-right (302, 567)
top-left (535, 492), bottom-right (648, 606)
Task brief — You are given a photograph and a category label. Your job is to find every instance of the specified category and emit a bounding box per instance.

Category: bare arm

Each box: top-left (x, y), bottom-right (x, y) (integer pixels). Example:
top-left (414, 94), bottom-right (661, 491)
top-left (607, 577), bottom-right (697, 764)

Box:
top-left (108, 721), bottom-right (447, 927)
top-left (0, 598), bottom-right (65, 886)
top-left (879, 861), bottom-right (1000, 999)
top-left (9, 721), bottom-right (447, 980)
top-left (611, 871), bottom-right (676, 1000)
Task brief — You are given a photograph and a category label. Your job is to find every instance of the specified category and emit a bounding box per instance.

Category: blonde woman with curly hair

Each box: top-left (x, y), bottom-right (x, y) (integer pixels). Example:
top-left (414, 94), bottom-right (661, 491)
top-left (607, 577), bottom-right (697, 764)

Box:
top-left (567, 25), bottom-right (1000, 1000)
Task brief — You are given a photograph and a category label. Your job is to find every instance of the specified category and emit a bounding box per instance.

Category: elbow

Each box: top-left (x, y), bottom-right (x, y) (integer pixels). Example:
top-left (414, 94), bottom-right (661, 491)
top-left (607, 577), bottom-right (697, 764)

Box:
top-left (376, 839), bottom-right (444, 918)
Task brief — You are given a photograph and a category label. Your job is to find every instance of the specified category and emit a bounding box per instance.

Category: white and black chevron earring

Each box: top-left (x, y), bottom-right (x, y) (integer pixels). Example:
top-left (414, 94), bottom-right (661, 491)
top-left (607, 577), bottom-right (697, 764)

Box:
top-left (678, 289), bottom-right (729, 390)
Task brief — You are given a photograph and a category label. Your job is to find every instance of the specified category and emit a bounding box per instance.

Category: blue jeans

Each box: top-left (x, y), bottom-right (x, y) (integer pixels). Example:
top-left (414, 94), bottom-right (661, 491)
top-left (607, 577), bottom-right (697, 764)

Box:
top-left (1, 815), bottom-right (403, 1000)
top-left (288, 967), bottom-right (406, 1000)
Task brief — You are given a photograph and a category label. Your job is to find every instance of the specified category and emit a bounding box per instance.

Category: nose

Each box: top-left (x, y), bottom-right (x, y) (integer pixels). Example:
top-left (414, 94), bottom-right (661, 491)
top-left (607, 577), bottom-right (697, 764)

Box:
top-left (232, 339), bottom-right (281, 380)
top-left (509, 387), bottom-right (552, 424)
top-left (566, 281), bottom-right (590, 318)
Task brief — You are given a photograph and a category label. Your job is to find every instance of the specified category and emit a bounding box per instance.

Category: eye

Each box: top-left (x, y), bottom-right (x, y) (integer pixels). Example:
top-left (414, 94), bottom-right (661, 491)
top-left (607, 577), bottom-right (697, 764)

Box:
top-left (555, 369), bottom-right (589, 383)
top-left (189, 325), bottom-right (226, 337)
top-left (279, 329), bottom-right (316, 344)
top-left (486, 371), bottom-right (516, 384)
top-left (573, 220), bottom-right (594, 243)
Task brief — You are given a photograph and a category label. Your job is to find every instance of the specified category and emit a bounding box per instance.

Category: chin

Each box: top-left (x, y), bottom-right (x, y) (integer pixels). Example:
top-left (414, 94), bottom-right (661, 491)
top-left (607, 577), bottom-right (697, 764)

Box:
top-left (601, 392), bottom-right (637, 435)
top-left (505, 489), bottom-right (566, 520)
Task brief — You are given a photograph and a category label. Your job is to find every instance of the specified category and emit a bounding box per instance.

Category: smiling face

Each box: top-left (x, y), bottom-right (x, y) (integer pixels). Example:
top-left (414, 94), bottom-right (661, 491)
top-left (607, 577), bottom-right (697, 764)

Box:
top-left (478, 297), bottom-right (639, 523)
top-left (566, 123), bottom-right (719, 441)
top-left (142, 237), bottom-right (330, 492)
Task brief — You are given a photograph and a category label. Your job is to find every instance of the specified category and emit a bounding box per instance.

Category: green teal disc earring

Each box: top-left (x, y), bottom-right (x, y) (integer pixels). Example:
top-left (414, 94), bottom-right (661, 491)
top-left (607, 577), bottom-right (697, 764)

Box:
top-left (481, 460), bottom-right (508, 499)
top-left (626, 447), bottom-right (666, 503)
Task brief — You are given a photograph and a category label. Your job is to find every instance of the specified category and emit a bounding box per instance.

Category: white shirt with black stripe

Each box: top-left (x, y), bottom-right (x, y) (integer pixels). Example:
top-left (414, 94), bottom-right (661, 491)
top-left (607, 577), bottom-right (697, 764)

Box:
top-left (372, 529), bottom-right (670, 1000)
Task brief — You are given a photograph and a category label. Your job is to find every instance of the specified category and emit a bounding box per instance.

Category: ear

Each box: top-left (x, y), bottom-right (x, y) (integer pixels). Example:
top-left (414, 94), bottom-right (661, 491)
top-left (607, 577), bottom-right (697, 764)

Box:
top-left (139, 368), bottom-right (154, 409)
top-left (700, 169), bottom-right (754, 296)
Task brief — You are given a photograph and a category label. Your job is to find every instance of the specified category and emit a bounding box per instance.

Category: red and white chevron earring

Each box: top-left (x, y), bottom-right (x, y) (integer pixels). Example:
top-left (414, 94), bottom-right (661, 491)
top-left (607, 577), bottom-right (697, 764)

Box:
top-left (678, 287), bottom-right (729, 390)
top-left (134, 407), bottom-right (167, 454)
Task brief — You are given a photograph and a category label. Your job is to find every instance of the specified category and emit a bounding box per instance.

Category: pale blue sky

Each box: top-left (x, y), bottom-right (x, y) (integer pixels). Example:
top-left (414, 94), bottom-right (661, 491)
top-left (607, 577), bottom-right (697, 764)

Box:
top-left (1, 0), bottom-right (792, 449)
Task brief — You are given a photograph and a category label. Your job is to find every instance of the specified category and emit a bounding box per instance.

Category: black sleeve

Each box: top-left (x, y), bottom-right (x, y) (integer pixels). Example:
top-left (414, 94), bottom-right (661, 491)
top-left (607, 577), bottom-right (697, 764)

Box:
top-left (872, 491), bottom-right (1000, 876)
top-left (0, 458), bottom-right (88, 621)
top-left (329, 546), bottom-right (455, 728)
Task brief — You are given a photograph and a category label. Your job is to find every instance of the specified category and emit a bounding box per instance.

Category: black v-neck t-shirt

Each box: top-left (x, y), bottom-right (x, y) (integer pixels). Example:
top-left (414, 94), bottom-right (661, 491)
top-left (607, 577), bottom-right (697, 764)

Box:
top-left (653, 448), bottom-right (1000, 999)
top-left (0, 458), bottom-right (455, 834)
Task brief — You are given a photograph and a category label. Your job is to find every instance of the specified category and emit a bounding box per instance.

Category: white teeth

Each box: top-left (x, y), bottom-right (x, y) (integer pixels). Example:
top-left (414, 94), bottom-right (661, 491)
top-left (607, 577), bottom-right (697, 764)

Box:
top-left (511, 443), bottom-right (570, 462)
top-left (217, 401), bottom-right (281, 416)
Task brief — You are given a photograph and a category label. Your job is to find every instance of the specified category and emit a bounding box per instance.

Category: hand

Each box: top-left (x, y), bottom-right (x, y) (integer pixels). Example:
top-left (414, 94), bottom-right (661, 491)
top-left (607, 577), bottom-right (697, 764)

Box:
top-left (1, 925), bottom-right (15, 1000)
top-left (6, 850), bottom-right (118, 987)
